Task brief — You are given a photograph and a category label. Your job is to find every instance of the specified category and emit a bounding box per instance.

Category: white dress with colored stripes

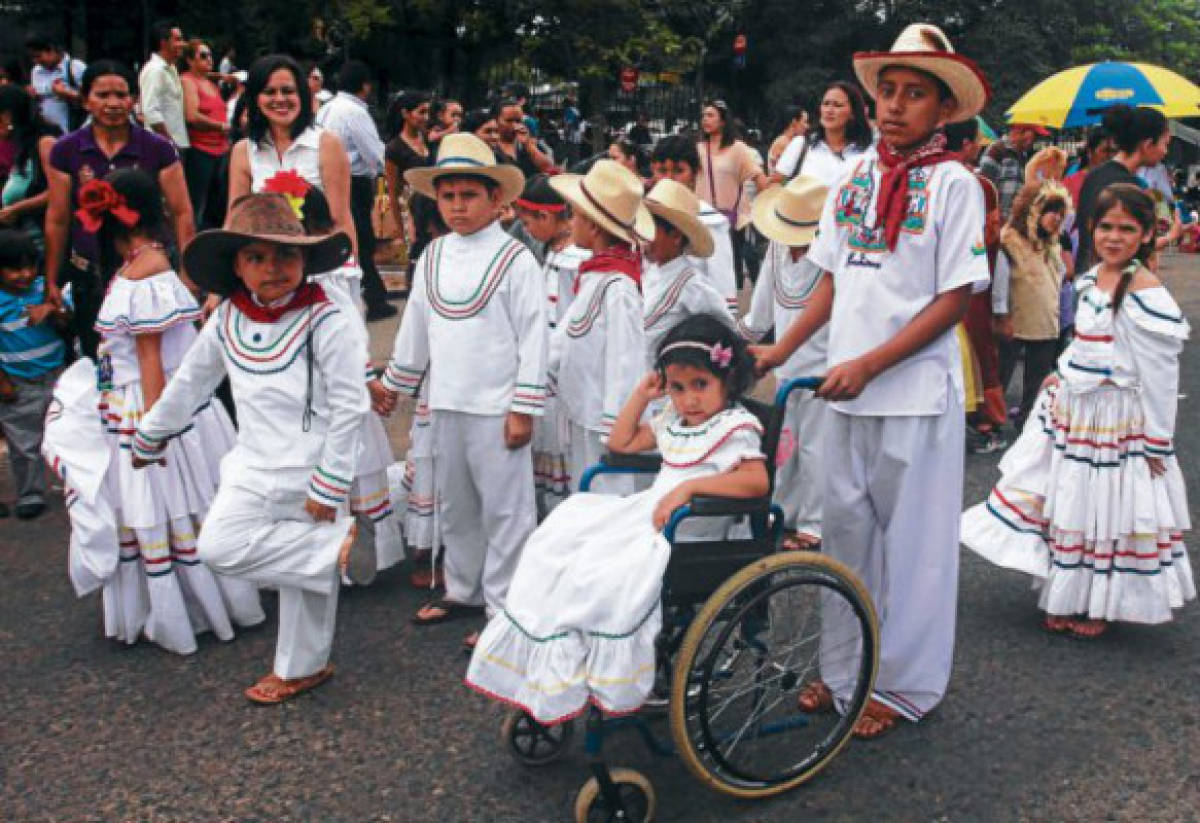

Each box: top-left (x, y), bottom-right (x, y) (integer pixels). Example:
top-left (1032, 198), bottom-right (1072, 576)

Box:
top-left (534, 244), bottom-right (588, 514)
top-left (310, 261), bottom-right (403, 573)
top-left (466, 404), bottom-right (764, 725)
top-left (961, 271), bottom-right (1194, 623)
top-left (90, 271), bottom-right (264, 654)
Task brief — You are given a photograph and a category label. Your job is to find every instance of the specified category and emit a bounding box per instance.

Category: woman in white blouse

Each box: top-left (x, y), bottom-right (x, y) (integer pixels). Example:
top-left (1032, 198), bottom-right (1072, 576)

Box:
top-left (226, 55), bottom-right (355, 250)
top-left (772, 81), bottom-right (875, 187)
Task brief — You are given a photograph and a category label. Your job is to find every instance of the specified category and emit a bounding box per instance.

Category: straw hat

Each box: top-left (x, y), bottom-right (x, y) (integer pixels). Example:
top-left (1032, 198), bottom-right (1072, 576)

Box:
top-left (183, 194), bottom-right (352, 296)
top-left (644, 179), bottom-right (714, 258)
top-left (750, 175), bottom-right (829, 248)
top-left (853, 23), bottom-right (991, 123)
top-left (550, 159), bottom-right (655, 244)
top-left (405, 132), bottom-right (526, 203)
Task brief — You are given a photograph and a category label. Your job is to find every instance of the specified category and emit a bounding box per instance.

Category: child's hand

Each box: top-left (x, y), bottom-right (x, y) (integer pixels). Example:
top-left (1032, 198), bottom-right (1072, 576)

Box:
top-left (201, 293), bottom-right (222, 320)
top-left (749, 344), bottom-right (780, 377)
top-left (1148, 456), bottom-right (1167, 478)
top-left (368, 379), bottom-right (395, 416)
top-left (634, 371), bottom-right (665, 402)
top-left (305, 498), bottom-right (337, 522)
top-left (25, 302), bottom-right (57, 326)
top-left (992, 314), bottom-right (1014, 342)
top-left (1040, 373), bottom-right (1060, 392)
top-left (817, 357), bottom-right (877, 401)
top-left (504, 411), bottom-right (533, 450)
top-left (653, 484), bottom-right (693, 531)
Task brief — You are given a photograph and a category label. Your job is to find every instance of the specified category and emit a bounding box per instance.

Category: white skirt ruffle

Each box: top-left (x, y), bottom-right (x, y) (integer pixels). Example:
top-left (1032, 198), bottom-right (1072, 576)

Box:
top-left (962, 383), bottom-right (1194, 624)
top-left (466, 490), bottom-right (669, 724)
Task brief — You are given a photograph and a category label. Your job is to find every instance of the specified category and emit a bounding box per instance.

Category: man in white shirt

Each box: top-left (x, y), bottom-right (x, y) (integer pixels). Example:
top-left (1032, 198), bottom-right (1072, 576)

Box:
top-left (24, 35), bottom-right (85, 133)
top-left (314, 60), bottom-right (394, 320)
top-left (138, 21), bottom-right (189, 149)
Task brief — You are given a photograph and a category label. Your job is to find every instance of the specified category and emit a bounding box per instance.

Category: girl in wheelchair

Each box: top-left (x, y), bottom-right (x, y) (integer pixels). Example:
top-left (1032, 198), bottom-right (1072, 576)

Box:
top-left (466, 314), bottom-right (768, 724)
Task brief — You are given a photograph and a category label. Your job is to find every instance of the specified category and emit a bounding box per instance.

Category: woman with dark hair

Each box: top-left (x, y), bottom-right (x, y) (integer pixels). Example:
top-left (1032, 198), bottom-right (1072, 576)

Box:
top-left (0, 84), bottom-right (61, 245)
top-left (462, 107), bottom-right (502, 154)
top-left (767, 104), bottom-right (808, 175)
top-left (383, 90), bottom-right (434, 277)
top-left (179, 39), bottom-right (230, 228)
top-left (1074, 104), bottom-right (1171, 271)
top-left (428, 97), bottom-right (462, 146)
top-left (695, 99), bottom-right (773, 291)
top-left (43, 60), bottom-right (194, 357)
top-left (607, 137), bottom-right (648, 185)
top-left (773, 81), bottom-right (874, 185)
top-left (227, 55), bottom-right (354, 251)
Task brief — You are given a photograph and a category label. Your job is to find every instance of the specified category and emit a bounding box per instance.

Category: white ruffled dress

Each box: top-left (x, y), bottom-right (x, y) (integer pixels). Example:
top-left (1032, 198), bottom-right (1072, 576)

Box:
top-left (310, 260), bottom-right (404, 572)
top-left (466, 404), bottom-right (764, 724)
top-left (961, 272), bottom-right (1194, 623)
top-left (91, 271), bottom-right (264, 653)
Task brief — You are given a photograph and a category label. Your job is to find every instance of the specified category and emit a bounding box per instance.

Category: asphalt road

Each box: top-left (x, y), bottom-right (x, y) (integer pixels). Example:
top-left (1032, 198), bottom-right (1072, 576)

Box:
top-left (3, 255), bottom-right (1199, 822)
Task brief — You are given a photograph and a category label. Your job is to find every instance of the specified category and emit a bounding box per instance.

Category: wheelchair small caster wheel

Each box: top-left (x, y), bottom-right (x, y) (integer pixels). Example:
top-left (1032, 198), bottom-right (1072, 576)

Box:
top-left (574, 768), bottom-right (656, 823)
top-left (501, 709), bottom-right (574, 767)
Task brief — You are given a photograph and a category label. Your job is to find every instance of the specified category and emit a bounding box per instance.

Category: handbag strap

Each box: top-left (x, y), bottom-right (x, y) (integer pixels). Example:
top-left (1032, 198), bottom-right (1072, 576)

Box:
top-left (787, 137), bottom-right (812, 182)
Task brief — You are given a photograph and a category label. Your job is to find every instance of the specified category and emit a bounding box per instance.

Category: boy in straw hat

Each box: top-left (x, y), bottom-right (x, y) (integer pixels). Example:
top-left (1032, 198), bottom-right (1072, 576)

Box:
top-left (651, 136), bottom-right (739, 316)
top-left (548, 159), bottom-right (650, 496)
top-left (753, 23), bottom-right (992, 737)
top-left (642, 177), bottom-right (731, 369)
top-left (132, 192), bottom-right (368, 703)
top-left (378, 133), bottom-right (546, 648)
top-left (514, 174), bottom-right (591, 514)
top-left (742, 174), bottom-right (831, 552)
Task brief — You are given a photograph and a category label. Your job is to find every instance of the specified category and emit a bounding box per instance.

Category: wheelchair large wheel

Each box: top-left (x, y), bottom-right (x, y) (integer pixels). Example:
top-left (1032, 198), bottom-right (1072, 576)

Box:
top-left (669, 551), bottom-right (878, 798)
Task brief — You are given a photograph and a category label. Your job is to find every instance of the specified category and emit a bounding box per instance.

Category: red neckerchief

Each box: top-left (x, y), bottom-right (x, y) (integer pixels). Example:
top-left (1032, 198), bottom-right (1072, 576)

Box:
top-left (574, 243), bottom-right (641, 294)
top-left (230, 282), bottom-right (328, 322)
top-left (875, 132), bottom-right (956, 252)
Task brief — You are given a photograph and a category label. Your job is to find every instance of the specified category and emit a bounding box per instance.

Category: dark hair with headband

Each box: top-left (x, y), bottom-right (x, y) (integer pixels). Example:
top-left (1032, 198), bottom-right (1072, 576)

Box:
top-left (703, 99), bottom-right (739, 148)
top-left (657, 313), bottom-right (755, 401)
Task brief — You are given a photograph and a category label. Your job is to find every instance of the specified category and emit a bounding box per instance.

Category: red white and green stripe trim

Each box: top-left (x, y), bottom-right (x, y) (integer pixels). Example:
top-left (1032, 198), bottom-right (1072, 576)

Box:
top-left (644, 270), bottom-right (698, 331)
top-left (95, 305), bottom-right (202, 335)
top-left (218, 301), bottom-right (339, 375)
top-left (426, 237), bottom-right (526, 320)
top-left (308, 465), bottom-right (353, 505)
top-left (381, 362), bottom-right (424, 395)
top-left (132, 428), bottom-right (170, 461)
top-left (511, 382), bottom-right (547, 415)
top-left (566, 275), bottom-right (624, 339)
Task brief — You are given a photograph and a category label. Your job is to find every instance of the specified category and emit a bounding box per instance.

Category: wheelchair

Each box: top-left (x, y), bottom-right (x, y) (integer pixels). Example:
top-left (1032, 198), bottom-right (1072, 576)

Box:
top-left (500, 378), bottom-right (880, 822)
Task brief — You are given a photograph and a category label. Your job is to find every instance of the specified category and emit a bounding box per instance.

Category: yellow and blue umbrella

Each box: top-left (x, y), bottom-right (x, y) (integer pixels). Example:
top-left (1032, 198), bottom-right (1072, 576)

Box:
top-left (1006, 62), bottom-right (1200, 129)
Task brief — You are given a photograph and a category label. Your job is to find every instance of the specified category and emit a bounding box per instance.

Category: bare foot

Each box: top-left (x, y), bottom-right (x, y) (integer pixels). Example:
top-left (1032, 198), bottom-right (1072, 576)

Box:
top-left (797, 680), bottom-right (834, 713)
top-left (853, 699), bottom-right (901, 740)
top-left (1041, 615), bottom-right (1073, 634)
top-left (1069, 618), bottom-right (1108, 639)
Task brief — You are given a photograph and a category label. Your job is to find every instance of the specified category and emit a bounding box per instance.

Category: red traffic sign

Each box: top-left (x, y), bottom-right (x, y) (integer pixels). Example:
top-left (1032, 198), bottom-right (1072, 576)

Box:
top-left (620, 66), bottom-right (639, 93)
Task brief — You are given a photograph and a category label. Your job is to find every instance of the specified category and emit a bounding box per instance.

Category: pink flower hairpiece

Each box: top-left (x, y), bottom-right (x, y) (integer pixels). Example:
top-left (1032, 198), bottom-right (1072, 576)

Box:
top-left (711, 342), bottom-right (732, 369)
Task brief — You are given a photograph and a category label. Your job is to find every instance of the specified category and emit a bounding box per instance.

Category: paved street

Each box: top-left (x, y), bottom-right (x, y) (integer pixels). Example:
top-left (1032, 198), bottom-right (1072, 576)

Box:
top-left (3, 255), bottom-right (1199, 822)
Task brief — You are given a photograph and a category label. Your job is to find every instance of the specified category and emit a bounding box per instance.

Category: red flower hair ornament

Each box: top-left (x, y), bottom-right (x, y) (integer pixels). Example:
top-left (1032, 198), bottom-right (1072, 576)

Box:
top-left (262, 169), bottom-right (312, 220)
top-left (75, 180), bottom-right (140, 234)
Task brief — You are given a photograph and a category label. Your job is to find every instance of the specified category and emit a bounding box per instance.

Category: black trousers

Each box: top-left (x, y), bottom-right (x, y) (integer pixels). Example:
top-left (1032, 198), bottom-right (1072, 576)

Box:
top-left (182, 148), bottom-right (222, 231)
top-left (998, 337), bottom-right (1058, 427)
top-left (350, 175), bottom-right (390, 309)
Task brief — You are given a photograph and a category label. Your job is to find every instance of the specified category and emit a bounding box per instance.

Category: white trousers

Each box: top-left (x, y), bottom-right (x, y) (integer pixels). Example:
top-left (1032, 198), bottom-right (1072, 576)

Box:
top-left (198, 464), bottom-right (351, 679)
top-left (775, 387), bottom-right (827, 538)
top-left (820, 397), bottom-right (964, 722)
top-left (567, 422), bottom-right (635, 497)
top-left (433, 411), bottom-right (537, 616)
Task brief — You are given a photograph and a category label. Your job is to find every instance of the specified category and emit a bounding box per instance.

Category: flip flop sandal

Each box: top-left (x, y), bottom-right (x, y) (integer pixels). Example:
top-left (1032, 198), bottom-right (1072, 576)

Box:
top-left (244, 665), bottom-right (335, 705)
top-left (797, 680), bottom-right (835, 714)
top-left (462, 630), bottom-right (480, 655)
top-left (411, 599), bottom-right (484, 626)
top-left (1068, 620), bottom-right (1110, 640)
top-left (780, 532), bottom-right (822, 552)
top-left (1040, 616), bottom-right (1073, 635)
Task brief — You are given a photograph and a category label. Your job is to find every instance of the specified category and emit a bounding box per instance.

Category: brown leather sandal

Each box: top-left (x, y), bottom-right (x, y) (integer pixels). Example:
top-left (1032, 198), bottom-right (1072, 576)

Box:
top-left (244, 665), bottom-right (335, 705)
top-left (852, 699), bottom-right (901, 740)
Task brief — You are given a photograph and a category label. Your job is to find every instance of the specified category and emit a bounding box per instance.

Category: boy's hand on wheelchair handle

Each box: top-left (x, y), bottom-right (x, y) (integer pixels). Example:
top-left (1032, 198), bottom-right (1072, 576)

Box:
top-left (817, 356), bottom-right (877, 401)
top-left (653, 485), bottom-right (693, 531)
top-left (748, 344), bottom-right (779, 377)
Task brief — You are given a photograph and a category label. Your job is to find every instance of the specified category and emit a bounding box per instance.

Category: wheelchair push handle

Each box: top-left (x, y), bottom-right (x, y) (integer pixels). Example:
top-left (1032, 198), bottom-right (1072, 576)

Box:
top-left (774, 376), bottom-right (824, 407)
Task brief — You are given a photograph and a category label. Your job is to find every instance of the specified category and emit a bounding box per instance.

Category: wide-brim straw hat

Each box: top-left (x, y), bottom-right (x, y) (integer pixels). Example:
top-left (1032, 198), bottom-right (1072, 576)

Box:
top-left (405, 132), bottom-right (525, 203)
top-left (644, 178), bottom-right (714, 258)
top-left (751, 174), bottom-right (829, 248)
top-left (550, 159), bottom-right (655, 245)
top-left (183, 193), bottom-right (352, 297)
top-left (853, 23), bottom-right (992, 123)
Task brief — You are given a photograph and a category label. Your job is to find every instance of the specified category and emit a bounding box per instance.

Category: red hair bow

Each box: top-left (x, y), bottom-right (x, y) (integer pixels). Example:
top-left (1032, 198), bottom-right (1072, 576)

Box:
top-left (75, 180), bottom-right (140, 234)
